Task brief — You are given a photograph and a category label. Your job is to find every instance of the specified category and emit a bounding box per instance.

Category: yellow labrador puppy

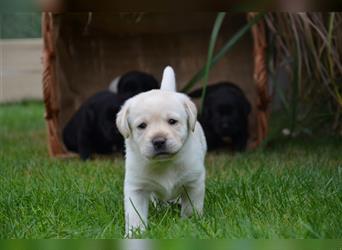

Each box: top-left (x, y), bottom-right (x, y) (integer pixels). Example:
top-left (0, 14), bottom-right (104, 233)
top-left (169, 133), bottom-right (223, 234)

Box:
top-left (116, 66), bottom-right (207, 236)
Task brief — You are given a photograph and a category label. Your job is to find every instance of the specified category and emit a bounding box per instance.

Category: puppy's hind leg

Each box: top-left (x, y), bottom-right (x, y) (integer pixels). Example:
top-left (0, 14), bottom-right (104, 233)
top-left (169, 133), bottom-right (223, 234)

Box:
top-left (232, 132), bottom-right (248, 151)
top-left (77, 131), bottom-right (93, 160)
top-left (181, 174), bottom-right (205, 218)
top-left (78, 108), bottom-right (95, 160)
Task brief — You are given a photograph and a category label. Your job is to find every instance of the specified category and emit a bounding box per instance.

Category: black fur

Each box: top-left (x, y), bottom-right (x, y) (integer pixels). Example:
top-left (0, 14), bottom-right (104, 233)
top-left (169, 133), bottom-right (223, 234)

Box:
top-left (117, 71), bottom-right (159, 98)
top-left (63, 91), bottom-right (125, 160)
top-left (189, 82), bottom-right (251, 151)
top-left (63, 71), bottom-right (159, 160)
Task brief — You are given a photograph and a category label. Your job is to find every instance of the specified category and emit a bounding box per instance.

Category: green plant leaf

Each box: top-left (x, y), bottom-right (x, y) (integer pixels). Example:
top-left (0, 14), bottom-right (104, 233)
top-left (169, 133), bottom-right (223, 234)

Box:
top-left (181, 12), bottom-right (266, 93)
top-left (199, 12), bottom-right (226, 113)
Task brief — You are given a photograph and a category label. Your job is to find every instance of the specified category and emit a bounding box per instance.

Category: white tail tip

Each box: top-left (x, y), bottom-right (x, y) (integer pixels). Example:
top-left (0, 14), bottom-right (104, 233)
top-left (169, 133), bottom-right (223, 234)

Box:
top-left (160, 66), bottom-right (176, 92)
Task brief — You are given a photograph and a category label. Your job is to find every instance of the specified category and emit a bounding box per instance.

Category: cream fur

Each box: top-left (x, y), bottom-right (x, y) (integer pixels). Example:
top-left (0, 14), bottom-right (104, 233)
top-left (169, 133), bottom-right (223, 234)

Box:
top-left (116, 66), bottom-right (207, 237)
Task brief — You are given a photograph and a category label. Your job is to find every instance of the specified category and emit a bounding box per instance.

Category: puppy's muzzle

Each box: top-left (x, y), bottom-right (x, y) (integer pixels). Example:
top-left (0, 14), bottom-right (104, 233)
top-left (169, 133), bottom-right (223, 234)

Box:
top-left (151, 136), bottom-right (176, 158)
top-left (152, 136), bottom-right (166, 151)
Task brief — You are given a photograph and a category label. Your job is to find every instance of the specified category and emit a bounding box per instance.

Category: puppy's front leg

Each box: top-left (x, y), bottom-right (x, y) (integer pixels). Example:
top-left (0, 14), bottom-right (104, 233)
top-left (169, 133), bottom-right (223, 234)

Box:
top-left (124, 186), bottom-right (149, 237)
top-left (181, 174), bottom-right (205, 218)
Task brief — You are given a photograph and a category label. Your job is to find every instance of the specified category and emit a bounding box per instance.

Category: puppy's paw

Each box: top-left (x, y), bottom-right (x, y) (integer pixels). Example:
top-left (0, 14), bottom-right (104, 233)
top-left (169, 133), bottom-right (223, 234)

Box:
top-left (125, 225), bottom-right (146, 238)
top-left (80, 153), bottom-right (91, 161)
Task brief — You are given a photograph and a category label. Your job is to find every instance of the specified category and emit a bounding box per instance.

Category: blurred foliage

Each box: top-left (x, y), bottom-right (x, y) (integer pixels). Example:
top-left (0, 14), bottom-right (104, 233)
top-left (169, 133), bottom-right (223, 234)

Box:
top-left (0, 0), bottom-right (41, 39)
top-left (265, 13), bottom-right (342, 136)
top-left (0, 0), bottom-right (38, 12)
top-left (187, 12), bottom-right (342, 138)
top-left (0, 13), bottom-right (41, 39)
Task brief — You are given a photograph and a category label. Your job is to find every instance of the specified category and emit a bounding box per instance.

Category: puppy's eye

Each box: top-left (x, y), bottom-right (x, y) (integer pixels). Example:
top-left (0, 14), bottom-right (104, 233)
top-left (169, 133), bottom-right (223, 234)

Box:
top-left (168, 119), bottom-right (178, 125)
top-left (137, 122), bottom-right (147, 129)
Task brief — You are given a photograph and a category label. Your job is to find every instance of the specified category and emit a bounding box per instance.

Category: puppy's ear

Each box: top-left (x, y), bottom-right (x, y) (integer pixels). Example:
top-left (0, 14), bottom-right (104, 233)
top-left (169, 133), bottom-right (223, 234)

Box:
top-left (116, 101), bottom-right (131, 138)
top-left (183, 96), bottom-right (197, 132)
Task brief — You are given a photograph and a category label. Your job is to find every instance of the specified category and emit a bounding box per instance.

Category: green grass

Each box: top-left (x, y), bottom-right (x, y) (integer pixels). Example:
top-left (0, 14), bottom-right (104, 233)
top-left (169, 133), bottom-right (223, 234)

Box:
top-left (0, 102), bottom-right (341, 239)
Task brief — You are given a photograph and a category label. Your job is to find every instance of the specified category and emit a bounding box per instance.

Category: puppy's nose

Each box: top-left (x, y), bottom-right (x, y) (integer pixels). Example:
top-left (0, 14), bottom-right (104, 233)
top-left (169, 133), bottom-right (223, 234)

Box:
top-left (152, 137), bottom-right (166, 150)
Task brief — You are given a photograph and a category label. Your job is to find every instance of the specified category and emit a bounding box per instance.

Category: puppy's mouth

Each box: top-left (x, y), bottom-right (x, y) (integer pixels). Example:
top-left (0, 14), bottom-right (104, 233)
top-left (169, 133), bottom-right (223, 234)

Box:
top-left (155, 151), bottom-right (173, 157)
top-left (155, 151), bottom-right (170, 156)
top-left (151, 151), bottom-right (177, 160)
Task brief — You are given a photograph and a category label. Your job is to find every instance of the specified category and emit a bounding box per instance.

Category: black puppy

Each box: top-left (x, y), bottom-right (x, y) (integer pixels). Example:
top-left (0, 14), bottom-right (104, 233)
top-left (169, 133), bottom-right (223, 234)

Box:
top-left (188, 82), bottom-right (251, 151)
top-left (63, 71), bottom-right (159, 160)
top-left (63, 91), bottom-right (125, 160)
top-left (110, 71), bottom-right (159, 98)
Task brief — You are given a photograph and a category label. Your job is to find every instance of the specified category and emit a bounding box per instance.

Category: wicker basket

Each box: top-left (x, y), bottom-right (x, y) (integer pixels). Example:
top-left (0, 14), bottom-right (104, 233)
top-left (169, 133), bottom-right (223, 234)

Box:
top-left (41, 12), bottom-right (269, 157)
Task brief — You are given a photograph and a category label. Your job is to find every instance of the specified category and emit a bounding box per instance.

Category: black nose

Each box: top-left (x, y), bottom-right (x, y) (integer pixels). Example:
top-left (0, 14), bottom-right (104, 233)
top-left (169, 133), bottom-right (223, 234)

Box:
top-left (152, 137), bottom-right (166, 150)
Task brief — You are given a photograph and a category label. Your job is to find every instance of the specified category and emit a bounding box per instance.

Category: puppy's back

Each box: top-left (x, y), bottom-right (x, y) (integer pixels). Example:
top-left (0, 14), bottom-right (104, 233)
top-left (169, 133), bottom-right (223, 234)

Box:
top-left (188, 82), bottom-right (245, 98)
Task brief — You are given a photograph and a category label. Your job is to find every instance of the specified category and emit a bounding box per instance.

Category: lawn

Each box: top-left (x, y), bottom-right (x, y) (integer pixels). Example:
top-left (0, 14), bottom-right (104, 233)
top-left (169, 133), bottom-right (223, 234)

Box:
top-left (0, 102), bottom-right (341, 239)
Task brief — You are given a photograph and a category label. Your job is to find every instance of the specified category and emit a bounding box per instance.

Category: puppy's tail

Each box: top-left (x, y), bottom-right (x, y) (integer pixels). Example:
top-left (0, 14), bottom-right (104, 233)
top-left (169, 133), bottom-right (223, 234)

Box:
top-left (108, 75), bottom-right (121, 93)
top-left (160, 66), bottom-right (176, 92)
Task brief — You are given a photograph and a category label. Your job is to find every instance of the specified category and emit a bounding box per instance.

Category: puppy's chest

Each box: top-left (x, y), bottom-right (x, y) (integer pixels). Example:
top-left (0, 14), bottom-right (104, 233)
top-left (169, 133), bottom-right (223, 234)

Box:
top-left (143, 168), bottom-right (194, 201)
